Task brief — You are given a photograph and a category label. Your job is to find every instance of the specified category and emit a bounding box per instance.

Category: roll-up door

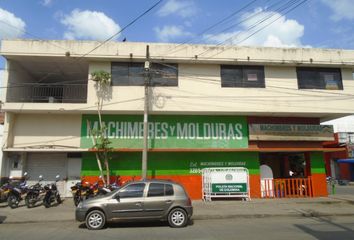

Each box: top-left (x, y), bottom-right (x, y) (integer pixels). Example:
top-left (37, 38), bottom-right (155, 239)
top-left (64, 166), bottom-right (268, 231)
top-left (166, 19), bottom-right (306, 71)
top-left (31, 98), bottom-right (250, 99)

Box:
top-left (26, 153), bottom-right (67, 196)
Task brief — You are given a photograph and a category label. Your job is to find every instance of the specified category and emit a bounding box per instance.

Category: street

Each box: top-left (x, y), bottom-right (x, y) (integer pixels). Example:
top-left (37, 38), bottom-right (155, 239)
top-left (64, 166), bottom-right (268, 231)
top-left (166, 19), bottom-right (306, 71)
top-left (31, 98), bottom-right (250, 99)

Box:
top-left (1, 216), bottom-right (354, 240)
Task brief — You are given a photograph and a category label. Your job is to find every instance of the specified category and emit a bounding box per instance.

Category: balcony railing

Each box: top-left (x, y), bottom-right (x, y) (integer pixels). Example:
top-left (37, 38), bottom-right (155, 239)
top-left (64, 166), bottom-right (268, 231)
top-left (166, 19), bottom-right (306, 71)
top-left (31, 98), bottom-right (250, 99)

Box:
top-left (6, 84), bottom-right (88, 103)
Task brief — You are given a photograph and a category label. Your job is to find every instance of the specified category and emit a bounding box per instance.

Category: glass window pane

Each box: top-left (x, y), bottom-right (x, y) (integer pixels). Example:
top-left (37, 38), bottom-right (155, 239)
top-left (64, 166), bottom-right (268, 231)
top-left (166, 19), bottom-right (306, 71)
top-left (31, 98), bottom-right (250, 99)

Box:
top-left (242, 66), bottom-right (265, 88)
top-left (165, 184), bottom-right (174, 196)
top-left (147, 183), bottom-right (165, 197)
top-left (111, 62), bottom-right (144, 86)
top-left (119, 183), bottom-right (145, 198)
top-left (297, 67), bottom-right (342, 90)
top-left (151, 63), bottom-right (178, 86)
top-left (221, 65), bottom-right (264, 88)
top-left (129, 63), bottom-right (144, 86)
top-left (221, 66), bottom-right (242, 87)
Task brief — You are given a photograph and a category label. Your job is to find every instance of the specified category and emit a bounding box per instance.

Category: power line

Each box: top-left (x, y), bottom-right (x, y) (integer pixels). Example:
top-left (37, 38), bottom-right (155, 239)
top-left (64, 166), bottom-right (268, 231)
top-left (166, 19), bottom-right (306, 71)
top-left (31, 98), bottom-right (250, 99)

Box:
top-left (163, 0), bottom-right (285, 57)
top-left (1, 0), bottom-right (164, 90)
top-left (198, 0), bottom-right (306, 57)
top-left (76, 0), bottom-right (164, 60)
top-left (207, 0), bottom-right (309, 58)
top-left (158, 0), bottom-right (260, 57)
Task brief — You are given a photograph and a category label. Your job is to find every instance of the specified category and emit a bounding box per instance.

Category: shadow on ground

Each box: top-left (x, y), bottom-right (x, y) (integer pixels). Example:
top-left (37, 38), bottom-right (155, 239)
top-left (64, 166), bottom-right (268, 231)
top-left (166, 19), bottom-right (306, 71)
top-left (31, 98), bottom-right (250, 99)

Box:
top-left (78, 219), bottom-right (194, 229)
top-left (295, 216), bottom-right (354, 240)
top-left (0, 216), bottom-right (6, 224)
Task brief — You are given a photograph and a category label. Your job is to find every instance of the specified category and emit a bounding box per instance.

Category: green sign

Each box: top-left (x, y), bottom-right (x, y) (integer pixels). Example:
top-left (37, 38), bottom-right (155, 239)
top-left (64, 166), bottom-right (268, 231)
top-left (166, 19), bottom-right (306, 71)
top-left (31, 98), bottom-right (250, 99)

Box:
top-left (211, 183), bottom-right (247, 193)
top-left (81, 115), bottom-right (248, 149)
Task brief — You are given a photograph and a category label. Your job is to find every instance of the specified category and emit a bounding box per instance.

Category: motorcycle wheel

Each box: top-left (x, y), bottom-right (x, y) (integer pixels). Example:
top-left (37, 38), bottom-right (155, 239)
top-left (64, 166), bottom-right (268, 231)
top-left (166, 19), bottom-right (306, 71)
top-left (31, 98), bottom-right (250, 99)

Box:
top-left (56, 193), bottom-right (62, 204)
top-left (25, 193), bottom-right (37, 208)
top-left (73, 192), bottom-right (81, 206)
top-left (43, 197), bottom-right (51, 208)
top-left (7, 194), bottom-right (19, 209)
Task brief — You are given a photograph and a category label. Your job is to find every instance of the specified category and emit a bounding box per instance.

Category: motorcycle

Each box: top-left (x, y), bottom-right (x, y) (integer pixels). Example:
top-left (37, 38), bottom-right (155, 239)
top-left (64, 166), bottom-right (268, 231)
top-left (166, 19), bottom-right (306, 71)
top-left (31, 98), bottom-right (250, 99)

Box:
top-left (7, 172), bottom-right (29, 209)
top-left (0, 179), bottom-right (13, 205)
top-left (25, 175), bottom-right (45, 208)
top-left (71, 176), bottom-right (116, 206)
top-left (71, 181), bottom-right (91, 207)
top-left (43, 175), bottom-right (62, 208)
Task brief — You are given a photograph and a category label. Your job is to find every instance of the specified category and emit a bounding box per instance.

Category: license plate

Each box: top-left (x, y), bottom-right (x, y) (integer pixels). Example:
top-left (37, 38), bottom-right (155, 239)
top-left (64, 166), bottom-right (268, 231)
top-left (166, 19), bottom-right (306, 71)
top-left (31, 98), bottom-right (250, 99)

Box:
top-left (4, 190), bottom-right (9, 194)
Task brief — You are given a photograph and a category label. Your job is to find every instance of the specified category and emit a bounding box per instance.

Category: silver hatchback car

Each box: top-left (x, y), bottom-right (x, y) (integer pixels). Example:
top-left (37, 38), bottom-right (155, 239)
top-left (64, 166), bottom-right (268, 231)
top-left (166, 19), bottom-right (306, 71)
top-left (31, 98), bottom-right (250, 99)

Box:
top-left (75, 179), bottom-right (193, 230)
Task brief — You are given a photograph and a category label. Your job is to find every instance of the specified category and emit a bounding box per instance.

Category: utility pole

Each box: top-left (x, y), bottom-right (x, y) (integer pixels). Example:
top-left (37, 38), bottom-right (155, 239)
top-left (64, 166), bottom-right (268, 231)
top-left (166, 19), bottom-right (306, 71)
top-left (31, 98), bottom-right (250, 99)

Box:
top-left (142, 45), bottom-right (150, 179)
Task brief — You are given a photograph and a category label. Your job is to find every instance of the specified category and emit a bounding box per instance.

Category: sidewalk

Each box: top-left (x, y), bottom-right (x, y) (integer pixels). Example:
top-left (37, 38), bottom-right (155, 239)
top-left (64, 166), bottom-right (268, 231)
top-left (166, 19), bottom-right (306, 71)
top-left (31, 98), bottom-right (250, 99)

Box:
top-left (1, 196), bottom-right (354, 224)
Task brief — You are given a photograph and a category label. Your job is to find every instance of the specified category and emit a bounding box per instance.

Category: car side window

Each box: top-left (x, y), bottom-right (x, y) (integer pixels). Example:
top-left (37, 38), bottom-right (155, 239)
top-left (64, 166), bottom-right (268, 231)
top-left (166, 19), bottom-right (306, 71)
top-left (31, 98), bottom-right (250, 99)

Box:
top-left (165, 184), bottom-right (174, 196)
top-left (147, 183), bottom-right (174, 197)
top-left (148, 183), bottom-right (164, 197)
top-left (118, 183), bottom-right (145, 198)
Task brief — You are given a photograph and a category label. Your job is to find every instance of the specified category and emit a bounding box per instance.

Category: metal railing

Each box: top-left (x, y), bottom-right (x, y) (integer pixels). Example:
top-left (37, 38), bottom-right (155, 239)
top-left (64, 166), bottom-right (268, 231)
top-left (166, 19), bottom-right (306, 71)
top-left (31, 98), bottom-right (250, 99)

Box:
top-left (261, 177), bottom-right (313, 198)
top-left (6, 84), bottom-right (88, 103)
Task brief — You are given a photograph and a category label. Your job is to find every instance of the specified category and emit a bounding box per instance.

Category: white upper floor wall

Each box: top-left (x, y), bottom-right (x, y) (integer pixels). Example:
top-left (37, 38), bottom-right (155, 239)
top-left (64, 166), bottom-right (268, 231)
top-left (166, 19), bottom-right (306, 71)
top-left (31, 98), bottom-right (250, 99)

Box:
top-left (1, 40), bottom-right (354, 120)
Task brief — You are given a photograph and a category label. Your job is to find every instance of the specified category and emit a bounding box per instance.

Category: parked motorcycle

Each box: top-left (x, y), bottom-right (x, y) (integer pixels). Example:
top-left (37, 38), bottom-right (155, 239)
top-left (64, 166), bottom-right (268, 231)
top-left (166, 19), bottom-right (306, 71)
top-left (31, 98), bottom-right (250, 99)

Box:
top-left (70, 176), bottom-right (115, 206)
top-left (0, 179), bottom-right (13, 205)
top-left (71, 181), bottom-right (91, 206)
top-left (7, 172), bottom-right (29, 209)
top-left (25, 175), bottom-right (45, 208)
top-left (43, 175), bottom-right (62, 208)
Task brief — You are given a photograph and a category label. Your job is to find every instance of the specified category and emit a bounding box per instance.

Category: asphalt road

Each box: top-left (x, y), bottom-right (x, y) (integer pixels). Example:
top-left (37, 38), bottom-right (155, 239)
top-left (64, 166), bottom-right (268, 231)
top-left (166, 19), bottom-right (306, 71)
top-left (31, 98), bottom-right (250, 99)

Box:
top-left (1, 216), bottom-right (354, 240)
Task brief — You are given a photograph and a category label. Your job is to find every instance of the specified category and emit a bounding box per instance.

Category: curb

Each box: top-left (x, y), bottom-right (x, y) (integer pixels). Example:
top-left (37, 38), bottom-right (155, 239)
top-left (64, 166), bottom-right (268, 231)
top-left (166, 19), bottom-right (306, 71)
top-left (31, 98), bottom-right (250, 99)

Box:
top-left (193, 212), bottom-right (354, 220)
top-left (328, 196), bottom-right (354, 204)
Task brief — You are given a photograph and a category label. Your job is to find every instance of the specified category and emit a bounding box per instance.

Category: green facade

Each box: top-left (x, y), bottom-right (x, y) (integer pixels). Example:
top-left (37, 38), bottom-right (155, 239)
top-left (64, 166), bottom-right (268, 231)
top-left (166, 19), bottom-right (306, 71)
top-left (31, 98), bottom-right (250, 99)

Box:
top-left (81, 115), bottom-right (248, 149)
top-left (81, 152), bottom-right (260, 177)
top-left (310, 152), bottom-right (326, 174)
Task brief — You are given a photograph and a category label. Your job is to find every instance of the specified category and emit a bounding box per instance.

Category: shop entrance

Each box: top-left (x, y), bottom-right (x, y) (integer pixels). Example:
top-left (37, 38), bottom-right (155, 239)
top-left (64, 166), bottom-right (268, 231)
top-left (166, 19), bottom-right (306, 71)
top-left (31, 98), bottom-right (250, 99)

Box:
top-left (259, 152), bottom-right (313, 198)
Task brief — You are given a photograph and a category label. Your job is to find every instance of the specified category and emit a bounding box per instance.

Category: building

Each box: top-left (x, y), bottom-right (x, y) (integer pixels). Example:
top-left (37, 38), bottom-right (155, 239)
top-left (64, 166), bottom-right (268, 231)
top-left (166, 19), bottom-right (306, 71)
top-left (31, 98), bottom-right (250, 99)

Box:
top-left (324, 132), bottom-right (354, 182)
top-left (0, 40), bottom-right (353, 199)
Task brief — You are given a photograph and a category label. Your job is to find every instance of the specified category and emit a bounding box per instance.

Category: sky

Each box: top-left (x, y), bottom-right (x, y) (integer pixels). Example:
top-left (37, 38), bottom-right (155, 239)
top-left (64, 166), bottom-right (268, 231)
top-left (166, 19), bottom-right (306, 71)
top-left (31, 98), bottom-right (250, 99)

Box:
top-left (0, 0), bottom-right (353, 126)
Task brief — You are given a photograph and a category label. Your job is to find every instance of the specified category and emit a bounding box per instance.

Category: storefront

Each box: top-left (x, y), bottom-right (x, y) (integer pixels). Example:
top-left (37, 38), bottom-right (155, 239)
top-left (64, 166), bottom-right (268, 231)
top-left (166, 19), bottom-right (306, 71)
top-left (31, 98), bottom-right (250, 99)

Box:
top-left (80, 115), bottom-right (335, 199)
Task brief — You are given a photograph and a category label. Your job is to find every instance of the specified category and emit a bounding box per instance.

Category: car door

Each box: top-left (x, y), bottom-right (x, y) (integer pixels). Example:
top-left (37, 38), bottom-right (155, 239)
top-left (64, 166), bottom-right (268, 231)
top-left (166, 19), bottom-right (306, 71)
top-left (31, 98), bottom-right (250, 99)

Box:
top-left (106, 183), bottom-right (146, 220)
top-left (143, 183), bottom-right (174, 218)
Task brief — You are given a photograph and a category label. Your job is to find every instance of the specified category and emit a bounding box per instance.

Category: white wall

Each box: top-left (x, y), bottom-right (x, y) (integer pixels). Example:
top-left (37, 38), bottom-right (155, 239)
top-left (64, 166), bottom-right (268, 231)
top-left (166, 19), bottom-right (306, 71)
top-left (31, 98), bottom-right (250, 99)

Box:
top-left (11, 114), bottom-right (81, 149)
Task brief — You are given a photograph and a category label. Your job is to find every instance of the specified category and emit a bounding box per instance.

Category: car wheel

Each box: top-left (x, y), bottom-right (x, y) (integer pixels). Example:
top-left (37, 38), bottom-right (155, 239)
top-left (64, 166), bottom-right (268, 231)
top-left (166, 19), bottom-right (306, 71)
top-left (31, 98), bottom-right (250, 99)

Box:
top-left (85, 210), bottom-right (106, 230)
top-left (168, 208), bottom-right (188, 228)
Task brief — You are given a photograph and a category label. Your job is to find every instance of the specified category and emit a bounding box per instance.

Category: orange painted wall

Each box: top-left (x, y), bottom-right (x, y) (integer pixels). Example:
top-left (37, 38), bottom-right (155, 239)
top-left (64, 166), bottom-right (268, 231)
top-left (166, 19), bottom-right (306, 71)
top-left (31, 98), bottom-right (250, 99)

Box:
top-left (81, 174), bottom-right (261, 200)
top-left (311, 173), bottom-right (328, 197)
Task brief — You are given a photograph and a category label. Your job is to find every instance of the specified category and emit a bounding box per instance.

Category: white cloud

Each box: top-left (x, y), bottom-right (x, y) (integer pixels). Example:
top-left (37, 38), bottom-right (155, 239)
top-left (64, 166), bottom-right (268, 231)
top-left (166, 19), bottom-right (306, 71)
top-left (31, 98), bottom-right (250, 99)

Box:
top-left (154, 25), bottom-right (191, 42)
top-left (204, 8), bottom-right (307, 48)
top-left (157, 0), bottom-right (196, 18)
top-left (0, 8), bottom-right (26, 39)
top-left (41, 0), bottom-right (53, 7)
top-left (61, 9), bottom-right (120, 41)
top-left (321, 0), bottom-right (354, 21)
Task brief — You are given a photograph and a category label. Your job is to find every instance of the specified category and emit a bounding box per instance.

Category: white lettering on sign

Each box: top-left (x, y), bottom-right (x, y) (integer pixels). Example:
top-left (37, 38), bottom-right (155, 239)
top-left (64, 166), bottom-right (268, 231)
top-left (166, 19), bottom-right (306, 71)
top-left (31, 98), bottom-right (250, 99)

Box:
top-left (86, 121), bottom-right (244, 141)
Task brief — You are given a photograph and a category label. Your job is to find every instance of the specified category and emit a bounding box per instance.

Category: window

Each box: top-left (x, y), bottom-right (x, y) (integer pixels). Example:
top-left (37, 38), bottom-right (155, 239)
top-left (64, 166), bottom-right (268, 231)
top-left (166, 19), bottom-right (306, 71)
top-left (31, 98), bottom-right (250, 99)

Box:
top-left (165, 184), bottom-right (174, 196)
top-left (147, 183), bottom-right (174, 197)
top-left (118, 183), bottom-right (145, 198)
top-left (111, 62), bottom-right (178, 86)
top-left (150, 63), bottom-right (178, 86)
top-left (221, 65), bottom-right (265, 88)
top-left (297, 67), bottom-right (343, 90)
top-left (111, 62), bottom-right (145, 86)
top-left (148, 183), bottom-right (164, 197)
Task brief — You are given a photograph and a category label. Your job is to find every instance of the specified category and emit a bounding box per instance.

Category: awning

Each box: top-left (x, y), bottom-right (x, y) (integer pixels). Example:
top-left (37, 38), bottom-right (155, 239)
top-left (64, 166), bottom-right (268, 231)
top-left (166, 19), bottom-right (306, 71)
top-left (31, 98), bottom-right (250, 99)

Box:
top-left (337, 159), bottom-right (354, 163)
